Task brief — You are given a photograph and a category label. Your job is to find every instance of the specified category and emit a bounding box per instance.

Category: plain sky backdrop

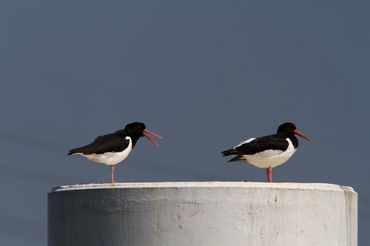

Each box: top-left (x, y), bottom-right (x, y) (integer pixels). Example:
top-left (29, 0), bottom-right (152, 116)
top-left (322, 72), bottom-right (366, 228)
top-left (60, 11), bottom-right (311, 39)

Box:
top-left (1, 0), bottom-right (369, 245)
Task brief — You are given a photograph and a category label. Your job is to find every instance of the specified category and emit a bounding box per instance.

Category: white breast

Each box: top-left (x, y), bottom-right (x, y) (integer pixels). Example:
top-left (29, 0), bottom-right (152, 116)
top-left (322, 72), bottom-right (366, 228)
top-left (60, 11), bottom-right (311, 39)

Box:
top-left (81, 136), bottom-right (133, 165)
top-left (243, 138), bottom-right (296, 168)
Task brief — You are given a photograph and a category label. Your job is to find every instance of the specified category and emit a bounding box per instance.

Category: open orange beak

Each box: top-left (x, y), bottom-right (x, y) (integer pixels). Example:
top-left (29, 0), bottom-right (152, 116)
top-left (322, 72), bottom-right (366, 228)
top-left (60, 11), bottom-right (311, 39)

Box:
top-left (294, 129), bottom-right (312, 141)
top-left (143, 129), bottom-right (163, 146)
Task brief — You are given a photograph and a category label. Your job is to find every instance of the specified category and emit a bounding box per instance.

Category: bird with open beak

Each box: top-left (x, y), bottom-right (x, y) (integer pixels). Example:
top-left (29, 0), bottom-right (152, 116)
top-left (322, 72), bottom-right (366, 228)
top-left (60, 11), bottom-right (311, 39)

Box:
top-left (68, 122), bottom-right (162, 183)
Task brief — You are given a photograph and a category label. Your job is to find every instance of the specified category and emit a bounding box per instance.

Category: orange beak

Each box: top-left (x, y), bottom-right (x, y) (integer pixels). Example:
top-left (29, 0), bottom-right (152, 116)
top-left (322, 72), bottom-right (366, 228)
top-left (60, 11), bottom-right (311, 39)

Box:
top-left (294, 129), bottom-right (312, 141)
top-left (143, 129), bottom-right (163, 146)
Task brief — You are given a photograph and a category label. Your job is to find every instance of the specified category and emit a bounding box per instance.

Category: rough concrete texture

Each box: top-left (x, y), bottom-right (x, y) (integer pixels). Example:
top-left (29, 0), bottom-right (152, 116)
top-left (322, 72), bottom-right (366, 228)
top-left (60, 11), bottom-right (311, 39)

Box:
top-left (48, 182), bottom-right (357, 246)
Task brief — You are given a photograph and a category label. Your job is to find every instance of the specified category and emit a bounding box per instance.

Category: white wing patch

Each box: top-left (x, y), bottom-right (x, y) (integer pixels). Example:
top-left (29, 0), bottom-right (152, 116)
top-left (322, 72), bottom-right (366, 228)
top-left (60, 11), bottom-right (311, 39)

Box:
top-left (234, 138), bottom-right (256, 149)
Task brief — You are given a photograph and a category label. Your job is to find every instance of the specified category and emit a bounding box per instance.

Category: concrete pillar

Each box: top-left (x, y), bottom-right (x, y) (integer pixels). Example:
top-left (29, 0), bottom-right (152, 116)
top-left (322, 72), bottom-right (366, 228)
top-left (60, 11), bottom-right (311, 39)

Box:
top-left (48, 182), bottom-right (357, 246)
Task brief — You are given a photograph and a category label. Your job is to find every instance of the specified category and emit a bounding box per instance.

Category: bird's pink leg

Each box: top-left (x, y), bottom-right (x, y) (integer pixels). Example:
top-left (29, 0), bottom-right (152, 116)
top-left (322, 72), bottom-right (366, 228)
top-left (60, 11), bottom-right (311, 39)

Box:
top-left (110, 165), bottom-right (115, 184)
top-left (266, 167), bottom-right (272, 182)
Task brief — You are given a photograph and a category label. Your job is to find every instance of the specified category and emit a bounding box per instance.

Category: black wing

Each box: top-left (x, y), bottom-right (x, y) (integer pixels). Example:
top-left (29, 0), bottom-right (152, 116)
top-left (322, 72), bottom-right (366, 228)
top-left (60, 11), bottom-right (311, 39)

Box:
top-left (233, 134), bottom-right (289, 155)
top-left (68, 133), bottom-right (130, 155)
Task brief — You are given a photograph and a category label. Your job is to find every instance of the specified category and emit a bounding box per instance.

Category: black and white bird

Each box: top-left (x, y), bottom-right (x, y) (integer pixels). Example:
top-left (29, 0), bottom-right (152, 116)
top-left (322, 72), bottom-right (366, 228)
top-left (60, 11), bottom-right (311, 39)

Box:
top-left (68, 122), bottom-right (162, 184)
top-left (222, 122), bottom-right (311, 182)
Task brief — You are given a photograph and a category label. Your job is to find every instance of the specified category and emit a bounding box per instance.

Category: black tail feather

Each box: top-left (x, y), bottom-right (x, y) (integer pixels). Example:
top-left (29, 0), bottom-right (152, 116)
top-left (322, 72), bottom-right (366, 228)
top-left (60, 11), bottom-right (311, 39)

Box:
top-left (68, 148), bottom-right (78, 155)
top-left (227, 155), bottom-right (246, 162)
top-left (222, 148), bottom-right (236, 156)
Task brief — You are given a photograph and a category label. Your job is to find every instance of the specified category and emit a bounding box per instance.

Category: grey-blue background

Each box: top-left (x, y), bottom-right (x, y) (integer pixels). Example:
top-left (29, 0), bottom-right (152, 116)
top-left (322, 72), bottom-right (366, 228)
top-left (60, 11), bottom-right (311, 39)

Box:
top-left (1, 0), bottom-right (369, 245)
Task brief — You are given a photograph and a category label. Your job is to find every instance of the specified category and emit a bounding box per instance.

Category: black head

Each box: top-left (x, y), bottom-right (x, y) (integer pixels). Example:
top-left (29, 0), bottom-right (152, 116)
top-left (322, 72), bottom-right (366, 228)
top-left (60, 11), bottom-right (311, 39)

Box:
top-left (120, 122), bottom-right (162, 146)
top-left (277, 122), bottom-right (311, 141)
top-left (277, 122), bottom-right (297, 134)
top-left (124, 122), bottom-right (146, 137)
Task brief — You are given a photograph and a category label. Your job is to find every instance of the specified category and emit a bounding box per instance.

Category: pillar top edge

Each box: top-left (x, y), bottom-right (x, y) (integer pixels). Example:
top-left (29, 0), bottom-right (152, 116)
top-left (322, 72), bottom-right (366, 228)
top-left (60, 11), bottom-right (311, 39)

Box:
top-left (50, 182), bottom-right (356, 193)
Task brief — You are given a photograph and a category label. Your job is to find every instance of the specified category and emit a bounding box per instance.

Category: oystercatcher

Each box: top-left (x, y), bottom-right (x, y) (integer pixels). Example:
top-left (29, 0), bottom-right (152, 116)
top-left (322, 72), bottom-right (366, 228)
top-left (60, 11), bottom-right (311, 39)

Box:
top-left (68, 122), bottom-right (162, 184)
top-left (222, 122), bottom-right (311, 182)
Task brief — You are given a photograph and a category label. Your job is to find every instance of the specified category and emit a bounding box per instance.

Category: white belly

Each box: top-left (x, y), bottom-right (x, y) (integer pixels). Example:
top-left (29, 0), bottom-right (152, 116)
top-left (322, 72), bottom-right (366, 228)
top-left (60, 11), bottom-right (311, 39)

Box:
top-left (243, 138), bottom-right (296, 168)
top-left (79, 137), bottom-right (132, 165)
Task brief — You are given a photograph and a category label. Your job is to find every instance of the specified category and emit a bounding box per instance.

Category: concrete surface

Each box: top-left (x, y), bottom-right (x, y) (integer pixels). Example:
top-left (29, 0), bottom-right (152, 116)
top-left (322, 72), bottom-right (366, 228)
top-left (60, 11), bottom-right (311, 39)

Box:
top-left (48, 182), bottom-right (357, 246)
